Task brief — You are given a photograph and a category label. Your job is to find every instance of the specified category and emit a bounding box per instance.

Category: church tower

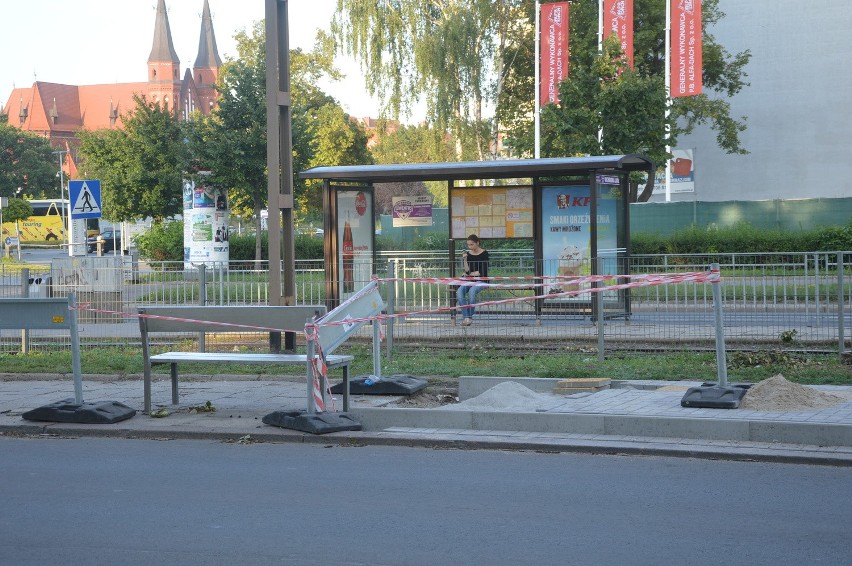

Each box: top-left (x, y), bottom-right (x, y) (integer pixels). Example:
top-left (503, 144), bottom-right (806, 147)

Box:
top-left (147, 0), bottom-right (182, 113)
top-left (193, 0), bottom-right (222, 115)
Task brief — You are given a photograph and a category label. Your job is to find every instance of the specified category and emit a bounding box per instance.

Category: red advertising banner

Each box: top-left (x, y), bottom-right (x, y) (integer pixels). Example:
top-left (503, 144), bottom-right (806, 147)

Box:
top-left (539, 2), bottom-right (570, 105)
top-left (603, 0), bottom-right (634, 68)
top-left (670, 0), bottom-right (703, 97)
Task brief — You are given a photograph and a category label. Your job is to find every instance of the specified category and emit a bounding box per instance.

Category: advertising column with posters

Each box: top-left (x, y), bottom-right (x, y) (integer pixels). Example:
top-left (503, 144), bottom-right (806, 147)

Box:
top-left (337, 190), bottom-right (374, 297)
top-left (183, 176), bottom-right (229, 271)
top-left (541, 184), bottom-right (619, 300)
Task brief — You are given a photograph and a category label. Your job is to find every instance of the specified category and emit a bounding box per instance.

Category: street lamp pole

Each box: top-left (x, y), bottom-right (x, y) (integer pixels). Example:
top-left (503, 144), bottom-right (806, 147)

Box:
top-left (52, 149), bottom-right (68, 246)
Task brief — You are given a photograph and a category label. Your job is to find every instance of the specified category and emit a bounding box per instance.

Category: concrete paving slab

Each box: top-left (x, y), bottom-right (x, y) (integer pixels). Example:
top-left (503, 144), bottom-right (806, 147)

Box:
top-left (0, 374), bottom-right (850, 466)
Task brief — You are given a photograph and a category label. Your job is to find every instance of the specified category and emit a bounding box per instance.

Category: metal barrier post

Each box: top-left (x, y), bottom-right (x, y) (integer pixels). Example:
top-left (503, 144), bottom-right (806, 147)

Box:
top-left (198, 264), bottom-right (207, 352)
top-left (373, 317), bottom-right (382, 378)
top-left (839, 252), bottom-right (846, 359)
top-left (218, 262), bottom-right (225, 306)
top-left (20, 267), bottom-right (29, 353)
top-left (711, 262), bottom-right (728, 387)
top-left (68, 292), bottom-right (83, 404)
top-left (815, 252), bottom-right (821, 327)
top-left (385, 260), bottom-right (395, 360)
top-left (596, 258), bottom-right (605, 362)
top-left (305, 332), bottom-right (316, 414)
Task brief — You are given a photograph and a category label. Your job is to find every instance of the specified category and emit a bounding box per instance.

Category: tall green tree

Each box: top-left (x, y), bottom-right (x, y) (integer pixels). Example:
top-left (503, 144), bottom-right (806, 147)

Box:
top-left (498, 0), bottom-right (750, 201)
top-left (371, 123), bottom-right (457, 208)
top-left (184, 22), bottom-right (270, 258)
top-left (186, 22), bottom-right (373, 259)
top-left (0, 123), bottom-right (59, 199)
top-left (78, 95), bottom-right (188, 222)
top-left (2, 198), bottom-right (33, 225)
top-left (333, 0), bottom-right (518, 159)
top-left (372, 123), bottom-right (456, 165)
top-left (301, 102), bottom-right (373, 213)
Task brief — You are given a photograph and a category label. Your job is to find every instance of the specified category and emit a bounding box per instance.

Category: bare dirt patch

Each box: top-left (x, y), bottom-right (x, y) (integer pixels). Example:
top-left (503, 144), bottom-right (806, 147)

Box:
top-left (386, 379), bottom-right (459, 408)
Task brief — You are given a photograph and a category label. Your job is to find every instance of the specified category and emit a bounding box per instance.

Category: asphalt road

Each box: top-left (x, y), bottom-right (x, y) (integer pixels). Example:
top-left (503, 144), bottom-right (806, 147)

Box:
top-left (1, 437), bottom-right (850, 565)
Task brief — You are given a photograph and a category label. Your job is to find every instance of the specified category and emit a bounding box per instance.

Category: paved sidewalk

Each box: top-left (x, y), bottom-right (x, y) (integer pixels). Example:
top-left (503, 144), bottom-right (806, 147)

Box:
top-left (1, 374), bottom-right (851, 466)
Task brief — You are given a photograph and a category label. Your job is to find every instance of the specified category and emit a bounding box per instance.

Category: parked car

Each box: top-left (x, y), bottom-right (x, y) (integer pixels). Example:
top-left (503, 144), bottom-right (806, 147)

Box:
top-left (87, 229), bottom-right (122, 254)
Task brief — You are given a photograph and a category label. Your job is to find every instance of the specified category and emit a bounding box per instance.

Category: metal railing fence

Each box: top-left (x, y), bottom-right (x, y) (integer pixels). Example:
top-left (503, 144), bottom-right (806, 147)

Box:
top-left (0, 251), bottom-right (849, 354)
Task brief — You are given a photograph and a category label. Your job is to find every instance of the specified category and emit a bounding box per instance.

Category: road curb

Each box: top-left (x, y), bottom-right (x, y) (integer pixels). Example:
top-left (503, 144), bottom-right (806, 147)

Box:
top-left (3, 424), bottom-right (850, 467)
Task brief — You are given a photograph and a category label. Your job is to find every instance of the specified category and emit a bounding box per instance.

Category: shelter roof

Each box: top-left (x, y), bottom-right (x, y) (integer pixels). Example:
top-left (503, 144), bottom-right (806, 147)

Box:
top-left (300, 155), bottom-right (654, 184)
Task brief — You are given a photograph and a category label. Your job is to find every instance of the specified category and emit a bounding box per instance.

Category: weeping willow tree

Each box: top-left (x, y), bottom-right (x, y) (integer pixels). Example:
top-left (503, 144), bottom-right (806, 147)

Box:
top-left (333, 0), bottom-right (524, 160)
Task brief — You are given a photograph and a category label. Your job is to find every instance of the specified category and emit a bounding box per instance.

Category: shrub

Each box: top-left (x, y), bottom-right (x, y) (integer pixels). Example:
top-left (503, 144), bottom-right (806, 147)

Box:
top-left (808, 223), bottom-right (852, 251)
top-left (135, 220), bottom-right (184, 262)
top-left (633, 221), bottom-right (852, 255)
top-left (228, 232), bottom-right (268, 261)
top-left (294, 234), bottom-right (323, 259)
top-left (374, 234), bottom-right (395, 252)
top-left (411, 233), bottom-right (448, 251)
top-left (630, 233), bottom-right (668, 255)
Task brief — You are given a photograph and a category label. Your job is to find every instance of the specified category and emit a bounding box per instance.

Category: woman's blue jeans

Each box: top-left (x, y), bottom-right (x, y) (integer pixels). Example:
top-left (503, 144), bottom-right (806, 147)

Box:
top-left (457, 283), bottom-right (485, 319)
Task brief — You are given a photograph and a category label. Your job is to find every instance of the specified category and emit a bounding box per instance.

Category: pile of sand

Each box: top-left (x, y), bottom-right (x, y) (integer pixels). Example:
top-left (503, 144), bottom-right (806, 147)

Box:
top-left (446, 381), bottom-right (553, 411)
top-left (740, 374), bottom-right (846, 411)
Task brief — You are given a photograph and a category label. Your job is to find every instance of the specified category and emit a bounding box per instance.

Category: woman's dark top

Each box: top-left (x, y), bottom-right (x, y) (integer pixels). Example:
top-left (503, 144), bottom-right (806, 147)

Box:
top-left (465, 250), bottom-right (489, 279)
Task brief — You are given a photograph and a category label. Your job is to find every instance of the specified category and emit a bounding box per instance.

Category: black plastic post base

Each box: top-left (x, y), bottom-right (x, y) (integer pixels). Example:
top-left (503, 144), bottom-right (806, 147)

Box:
top-left (262, 410), bottom-right (362, 434)
top-left (681, 384), bottom-right (750, 409)
top-left (22, 399), bottom-right (136, 424)
top-left (330, 374), bottom-right (428, 396)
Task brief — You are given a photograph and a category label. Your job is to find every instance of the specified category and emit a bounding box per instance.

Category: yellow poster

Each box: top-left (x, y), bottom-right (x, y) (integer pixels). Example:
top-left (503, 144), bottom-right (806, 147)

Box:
top-left (450, 187), bottom-right (533, 239)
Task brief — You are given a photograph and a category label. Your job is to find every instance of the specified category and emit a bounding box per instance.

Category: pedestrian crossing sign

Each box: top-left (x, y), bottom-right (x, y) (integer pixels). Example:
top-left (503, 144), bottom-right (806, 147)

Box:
top-left (69, 180), bottom-right (102, 219)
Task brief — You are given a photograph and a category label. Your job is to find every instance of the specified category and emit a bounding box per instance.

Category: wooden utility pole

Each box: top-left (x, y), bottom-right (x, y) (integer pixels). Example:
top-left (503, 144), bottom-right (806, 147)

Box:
top-left (265, 0), bottom-right (297, 352)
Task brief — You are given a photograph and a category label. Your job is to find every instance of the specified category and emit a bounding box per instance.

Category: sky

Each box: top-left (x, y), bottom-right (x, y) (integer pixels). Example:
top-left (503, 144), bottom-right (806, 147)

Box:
top-left (0, 0), bottom-right (387, 119)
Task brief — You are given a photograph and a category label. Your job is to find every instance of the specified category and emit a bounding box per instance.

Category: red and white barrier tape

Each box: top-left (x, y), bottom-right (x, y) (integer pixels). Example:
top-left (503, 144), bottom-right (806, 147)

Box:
top-left (374, 270), bottom-right (717, 288)
top-left (72, 268), bottom-right (719, 333)
top-left (303, 323), bottom-right (336, 413)
top-left (68, 305), bottom-right (307, 334)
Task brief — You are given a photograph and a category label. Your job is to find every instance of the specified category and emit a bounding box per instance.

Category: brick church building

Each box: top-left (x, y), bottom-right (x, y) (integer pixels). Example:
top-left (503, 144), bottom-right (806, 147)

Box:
top-left (1, 0), bottom-right (222, 176)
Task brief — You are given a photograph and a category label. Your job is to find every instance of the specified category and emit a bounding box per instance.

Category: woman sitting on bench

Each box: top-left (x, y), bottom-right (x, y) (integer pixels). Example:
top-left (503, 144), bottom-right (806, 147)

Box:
top-left (457, 234), bottom-right (490, 326)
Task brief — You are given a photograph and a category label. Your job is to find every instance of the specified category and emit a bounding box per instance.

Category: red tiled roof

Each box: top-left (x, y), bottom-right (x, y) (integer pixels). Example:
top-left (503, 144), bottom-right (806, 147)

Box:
top-left (3, 81), bottom-right (152, 134)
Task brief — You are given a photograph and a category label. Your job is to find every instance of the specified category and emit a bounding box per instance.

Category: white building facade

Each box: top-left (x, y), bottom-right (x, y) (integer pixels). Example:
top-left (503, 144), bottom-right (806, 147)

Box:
top-left (653, 0), bottom-right (852, 203)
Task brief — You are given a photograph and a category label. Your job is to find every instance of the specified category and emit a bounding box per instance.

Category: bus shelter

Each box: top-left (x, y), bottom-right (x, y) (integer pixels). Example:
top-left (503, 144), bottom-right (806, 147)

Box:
top-left (300, 154), bottom-right (654, 317)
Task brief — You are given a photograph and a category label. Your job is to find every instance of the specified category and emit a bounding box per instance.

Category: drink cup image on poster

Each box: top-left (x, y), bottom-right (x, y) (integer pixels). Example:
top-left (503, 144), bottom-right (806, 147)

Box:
top-left (541, 186), bottom-right (617, 299)
top-left (337, 190), bottom-right (374, 296)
